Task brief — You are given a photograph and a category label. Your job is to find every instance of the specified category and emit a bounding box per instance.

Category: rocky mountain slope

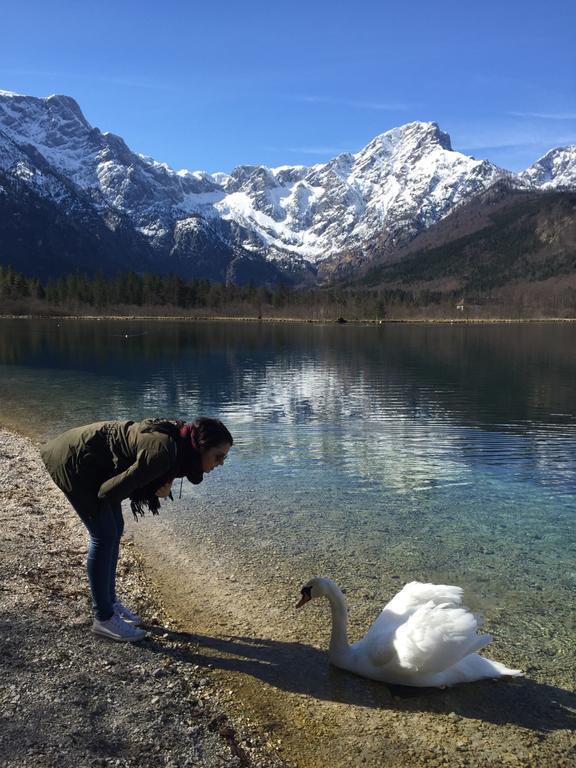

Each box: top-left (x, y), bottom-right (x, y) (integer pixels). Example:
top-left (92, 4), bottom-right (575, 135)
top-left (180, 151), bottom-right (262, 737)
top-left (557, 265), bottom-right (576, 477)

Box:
top-left (0, 90), bottom-right (575, 284)
top-left (355, 182), bottom-right (576, 296)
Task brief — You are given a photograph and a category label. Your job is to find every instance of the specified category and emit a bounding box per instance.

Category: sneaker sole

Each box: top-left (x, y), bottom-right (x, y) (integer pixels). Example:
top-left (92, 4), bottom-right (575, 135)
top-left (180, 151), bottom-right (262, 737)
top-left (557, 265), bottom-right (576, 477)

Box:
top-left (92, 627), bottom-right (146, 643)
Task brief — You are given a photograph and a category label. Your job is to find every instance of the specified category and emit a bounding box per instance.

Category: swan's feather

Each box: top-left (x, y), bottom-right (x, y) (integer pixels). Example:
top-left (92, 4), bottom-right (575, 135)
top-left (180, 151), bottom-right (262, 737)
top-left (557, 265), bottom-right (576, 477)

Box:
top-left (382, 581), bottom-right (463, 615)
top-left (392, 601), bottom-right (492, 673)
top-left (435, 654), bottom-right (523, 686)
top-left (362, 581), bottom-right (465, 656)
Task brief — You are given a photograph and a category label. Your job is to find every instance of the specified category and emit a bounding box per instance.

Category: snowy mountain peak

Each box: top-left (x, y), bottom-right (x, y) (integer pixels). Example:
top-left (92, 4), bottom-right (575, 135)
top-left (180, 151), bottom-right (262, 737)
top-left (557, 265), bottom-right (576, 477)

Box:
top-left (360, 121), bottom-right (452, 158)
top-left (0, 92), bottom-right (91, 135)
top-left (0, 91), bottom-right (99, 181)
top-left (1, 90), bottom-right (575, 284)
top-left (45, 94), bottom-right (92, 129)
top-left (520, 145), bottom-right (576, 189)
top-left (228, 164), bottom-right (279, 192)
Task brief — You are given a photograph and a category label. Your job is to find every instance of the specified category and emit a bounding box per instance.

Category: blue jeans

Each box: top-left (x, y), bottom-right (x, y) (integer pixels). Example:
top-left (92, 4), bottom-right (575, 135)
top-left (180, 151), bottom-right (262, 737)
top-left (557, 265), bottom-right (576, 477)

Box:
top-left (67, 495), bottom-right (124, 621)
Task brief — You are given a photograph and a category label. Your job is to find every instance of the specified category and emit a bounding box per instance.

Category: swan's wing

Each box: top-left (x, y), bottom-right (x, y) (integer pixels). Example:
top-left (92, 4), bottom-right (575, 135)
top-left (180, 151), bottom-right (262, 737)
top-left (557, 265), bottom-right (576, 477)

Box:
top-left (361, 582), bottom-right (463, 646)
top-left (383, 582), bottom-right (464, 615)
top-left (392, 601), bottom-right (492, 674)
top-left (359, 583), bottom-right (467, 668)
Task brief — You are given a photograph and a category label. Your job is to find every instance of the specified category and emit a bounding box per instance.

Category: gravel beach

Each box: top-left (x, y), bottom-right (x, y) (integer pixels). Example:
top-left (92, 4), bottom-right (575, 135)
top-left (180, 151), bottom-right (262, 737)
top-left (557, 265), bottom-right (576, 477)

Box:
top-left (1, 427), bottom-right (575, 768)
top-left (0, 428), bottom-right (286, 768)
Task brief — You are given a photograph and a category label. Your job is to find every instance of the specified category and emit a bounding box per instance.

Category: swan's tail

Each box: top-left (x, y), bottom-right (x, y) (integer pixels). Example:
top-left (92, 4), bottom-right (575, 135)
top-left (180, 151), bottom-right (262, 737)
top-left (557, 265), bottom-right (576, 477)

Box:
top-left (438, 654), bottom-right (524, 686)
top-left (393, 601), bottom-right (521, 681)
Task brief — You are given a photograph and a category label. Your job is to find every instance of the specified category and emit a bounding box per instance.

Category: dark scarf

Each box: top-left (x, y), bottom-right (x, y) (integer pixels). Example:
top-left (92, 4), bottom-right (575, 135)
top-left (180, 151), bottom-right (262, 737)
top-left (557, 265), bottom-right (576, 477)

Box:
top-left (129, 420), bottom-right (204, 520)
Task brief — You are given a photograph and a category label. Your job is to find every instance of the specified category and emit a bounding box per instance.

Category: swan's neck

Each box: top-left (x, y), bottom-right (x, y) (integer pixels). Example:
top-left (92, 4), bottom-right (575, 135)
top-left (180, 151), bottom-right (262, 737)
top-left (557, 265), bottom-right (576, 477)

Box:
top-left (324, 582), bottom-right (349, 656)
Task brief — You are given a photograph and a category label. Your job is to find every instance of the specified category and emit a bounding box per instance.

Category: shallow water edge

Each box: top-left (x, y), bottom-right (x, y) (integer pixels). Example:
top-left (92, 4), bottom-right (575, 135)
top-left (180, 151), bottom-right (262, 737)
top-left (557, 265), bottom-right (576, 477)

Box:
top-left (126, 510), bottom-right (576, 768)
top-left (2, 421), bottom-right (575, 767)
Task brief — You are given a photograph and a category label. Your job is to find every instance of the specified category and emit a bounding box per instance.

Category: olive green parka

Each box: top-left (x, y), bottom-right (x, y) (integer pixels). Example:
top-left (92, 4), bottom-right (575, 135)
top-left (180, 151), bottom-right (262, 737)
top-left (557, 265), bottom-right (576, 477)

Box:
top-left (40, 420), bottom-right (178, 515)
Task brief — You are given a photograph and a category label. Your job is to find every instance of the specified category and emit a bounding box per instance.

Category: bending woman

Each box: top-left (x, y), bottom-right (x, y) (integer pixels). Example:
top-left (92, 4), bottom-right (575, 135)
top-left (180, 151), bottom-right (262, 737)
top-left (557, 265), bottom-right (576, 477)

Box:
top-left (41, 417), bottom-right (233, 642)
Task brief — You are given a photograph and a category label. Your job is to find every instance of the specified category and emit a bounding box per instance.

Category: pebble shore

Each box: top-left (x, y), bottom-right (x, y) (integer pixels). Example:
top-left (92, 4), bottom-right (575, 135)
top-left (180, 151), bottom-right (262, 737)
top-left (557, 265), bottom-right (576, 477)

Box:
top-left (1, 427), bottom-right (575, 768)
top-left (0, 428), bottom-right (287, 768)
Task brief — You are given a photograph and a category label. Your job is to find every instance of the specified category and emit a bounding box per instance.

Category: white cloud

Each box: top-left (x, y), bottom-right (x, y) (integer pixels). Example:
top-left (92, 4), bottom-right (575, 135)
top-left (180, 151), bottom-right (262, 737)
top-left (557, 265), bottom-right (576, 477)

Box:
top-left (508, 111), bottom-right (576, 120)
top-left (298, 95), bottom-right (411, 111)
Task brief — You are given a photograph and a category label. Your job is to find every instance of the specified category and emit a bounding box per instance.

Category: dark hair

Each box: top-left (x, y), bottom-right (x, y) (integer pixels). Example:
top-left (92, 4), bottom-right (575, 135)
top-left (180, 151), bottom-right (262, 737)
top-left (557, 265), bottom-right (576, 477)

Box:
top-left (193, 417), bottom-right (233, 450)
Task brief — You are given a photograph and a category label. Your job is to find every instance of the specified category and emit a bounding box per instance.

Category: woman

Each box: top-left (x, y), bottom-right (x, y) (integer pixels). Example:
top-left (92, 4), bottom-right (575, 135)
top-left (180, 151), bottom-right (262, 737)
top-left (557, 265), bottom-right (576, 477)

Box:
top-left (41, 417), bottom-right (233, 642)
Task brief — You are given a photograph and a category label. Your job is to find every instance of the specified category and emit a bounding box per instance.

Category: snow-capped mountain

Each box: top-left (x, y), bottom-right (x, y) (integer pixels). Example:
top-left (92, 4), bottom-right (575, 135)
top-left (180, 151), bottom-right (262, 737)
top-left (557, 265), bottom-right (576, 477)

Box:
top-left (0, 91), bottom-right (279, 282)
top-left (209, 122), bottom-right (511, 267)
top-left (0, 91), bottom-right (219, 241)
top-left (0, 90), bottom-right (575, 283)
top-left (520, 145), bottom-right (576, 190)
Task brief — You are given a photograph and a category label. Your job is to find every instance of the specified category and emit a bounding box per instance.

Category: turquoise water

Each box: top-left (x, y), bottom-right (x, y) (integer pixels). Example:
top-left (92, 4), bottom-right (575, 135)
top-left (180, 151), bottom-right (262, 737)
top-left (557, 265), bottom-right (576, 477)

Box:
top-left (1, 318), bottom-right (575, 685)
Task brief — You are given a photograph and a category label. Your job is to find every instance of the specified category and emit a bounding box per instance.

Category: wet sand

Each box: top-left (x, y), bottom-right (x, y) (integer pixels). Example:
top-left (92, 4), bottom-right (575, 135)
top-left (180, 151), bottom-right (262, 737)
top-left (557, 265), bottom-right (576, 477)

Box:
top-left (128, 514), bottom-right (576, 768)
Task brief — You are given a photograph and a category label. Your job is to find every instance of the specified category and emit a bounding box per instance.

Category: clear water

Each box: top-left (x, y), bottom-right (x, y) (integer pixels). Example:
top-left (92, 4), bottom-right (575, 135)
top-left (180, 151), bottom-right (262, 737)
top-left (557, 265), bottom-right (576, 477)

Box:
top-left (1, 318), bottom-right (575, 686)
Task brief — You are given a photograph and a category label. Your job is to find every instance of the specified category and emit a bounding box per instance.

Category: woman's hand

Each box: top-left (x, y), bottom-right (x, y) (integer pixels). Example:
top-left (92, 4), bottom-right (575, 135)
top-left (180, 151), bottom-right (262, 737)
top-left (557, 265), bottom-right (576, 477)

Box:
top-left (155, 481), bottom-right (173, 498)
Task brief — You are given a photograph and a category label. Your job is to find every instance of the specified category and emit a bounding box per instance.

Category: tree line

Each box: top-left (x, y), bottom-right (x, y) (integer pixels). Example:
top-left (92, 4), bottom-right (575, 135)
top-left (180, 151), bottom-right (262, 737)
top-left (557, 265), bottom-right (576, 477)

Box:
top-left (0, 265), bottom-right (451, 319)
top-left (1, 264), bottom-right (574, 319)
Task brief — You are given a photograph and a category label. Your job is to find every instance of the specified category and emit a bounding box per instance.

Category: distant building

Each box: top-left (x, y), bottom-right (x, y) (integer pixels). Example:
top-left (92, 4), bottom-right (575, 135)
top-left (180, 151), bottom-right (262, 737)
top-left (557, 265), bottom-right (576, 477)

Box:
top-left (456, 299), bottom-right (465, 311)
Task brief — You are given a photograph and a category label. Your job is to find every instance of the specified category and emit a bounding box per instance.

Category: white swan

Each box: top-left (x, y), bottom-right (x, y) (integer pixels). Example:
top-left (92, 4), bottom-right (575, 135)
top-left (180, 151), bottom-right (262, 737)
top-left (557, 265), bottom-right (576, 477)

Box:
top-left (297, 577), bottom-right (523, 687)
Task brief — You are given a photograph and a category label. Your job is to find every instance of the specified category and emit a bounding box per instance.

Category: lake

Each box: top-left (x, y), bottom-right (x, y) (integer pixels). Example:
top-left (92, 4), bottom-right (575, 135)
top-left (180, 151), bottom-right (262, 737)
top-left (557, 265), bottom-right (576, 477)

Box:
top-left (1, 318), bottom-right (575, 692)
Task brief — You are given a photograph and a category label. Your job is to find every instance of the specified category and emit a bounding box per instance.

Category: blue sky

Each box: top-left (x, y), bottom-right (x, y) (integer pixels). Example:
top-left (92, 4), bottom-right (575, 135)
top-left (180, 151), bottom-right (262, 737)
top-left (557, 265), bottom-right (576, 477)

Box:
top-left (1, 0), bottom-right (575, 173)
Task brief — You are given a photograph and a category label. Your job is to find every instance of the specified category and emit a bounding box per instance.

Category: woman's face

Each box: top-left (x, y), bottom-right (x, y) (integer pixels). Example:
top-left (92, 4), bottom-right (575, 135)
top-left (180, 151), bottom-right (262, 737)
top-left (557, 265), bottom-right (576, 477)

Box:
top-left (201, 442), bottom-right (231, 473)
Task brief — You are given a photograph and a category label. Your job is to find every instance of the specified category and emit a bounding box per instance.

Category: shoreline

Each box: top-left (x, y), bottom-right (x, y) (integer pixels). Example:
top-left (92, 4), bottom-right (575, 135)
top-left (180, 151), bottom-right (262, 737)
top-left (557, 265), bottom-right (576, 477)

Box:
top-left (127, 506), bottom-right (576, 768)
top-left (1, 313), bottom-right (576, 325)
top-left (0, 427), bottom-right (286, 768)
top-left (2, 425), bottom-right (575, 767)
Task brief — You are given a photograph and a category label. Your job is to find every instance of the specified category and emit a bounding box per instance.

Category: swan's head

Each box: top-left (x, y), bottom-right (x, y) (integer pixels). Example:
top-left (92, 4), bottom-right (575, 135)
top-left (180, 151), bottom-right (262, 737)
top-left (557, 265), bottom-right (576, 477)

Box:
top-left (296, 577), bottom-right (336, 608)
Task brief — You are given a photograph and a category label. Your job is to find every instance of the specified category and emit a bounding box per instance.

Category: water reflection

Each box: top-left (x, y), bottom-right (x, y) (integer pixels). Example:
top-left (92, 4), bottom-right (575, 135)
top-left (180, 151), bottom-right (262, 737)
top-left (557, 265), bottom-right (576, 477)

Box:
top-left (1, 319), bottom-right (575, 498)
top-left (1, 319), bottom-right (575, 425)
top-left (2, 318), bottom-right (575, 686)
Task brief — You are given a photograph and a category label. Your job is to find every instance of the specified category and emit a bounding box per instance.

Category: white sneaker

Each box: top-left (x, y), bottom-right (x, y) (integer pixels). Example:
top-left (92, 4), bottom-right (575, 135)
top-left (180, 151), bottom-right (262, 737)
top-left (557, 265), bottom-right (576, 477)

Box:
top-left (92, 613), bottom-right (146, 642)
top-left (113, 600), bottom-right (141, 625)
